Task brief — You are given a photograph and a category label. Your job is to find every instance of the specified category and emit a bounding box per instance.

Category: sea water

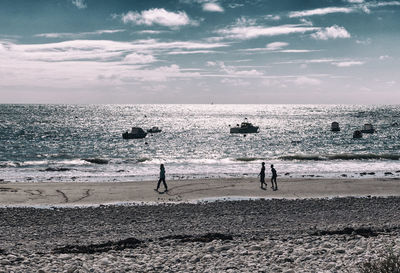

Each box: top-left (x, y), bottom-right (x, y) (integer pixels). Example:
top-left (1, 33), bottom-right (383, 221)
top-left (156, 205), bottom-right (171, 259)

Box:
top-left (0, 104), bottom-right (399, 183)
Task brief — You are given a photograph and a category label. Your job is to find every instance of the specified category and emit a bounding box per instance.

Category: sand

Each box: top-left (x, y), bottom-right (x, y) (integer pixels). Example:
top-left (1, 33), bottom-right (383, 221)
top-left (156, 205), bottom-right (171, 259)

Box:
top-left (1, 177), bottom-right (400, 206)
top-left (2, 178), bottom-right (400, 272)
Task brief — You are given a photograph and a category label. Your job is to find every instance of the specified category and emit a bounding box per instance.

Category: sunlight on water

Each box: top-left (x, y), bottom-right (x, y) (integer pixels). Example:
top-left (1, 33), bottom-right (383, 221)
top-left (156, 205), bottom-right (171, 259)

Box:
top-left (0, 104), bottom-right (399, 182)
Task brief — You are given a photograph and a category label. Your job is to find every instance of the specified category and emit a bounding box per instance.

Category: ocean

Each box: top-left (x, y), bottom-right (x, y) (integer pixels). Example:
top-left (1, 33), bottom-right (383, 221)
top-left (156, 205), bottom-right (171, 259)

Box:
top-left (0, 104), bottom-right (399, 183)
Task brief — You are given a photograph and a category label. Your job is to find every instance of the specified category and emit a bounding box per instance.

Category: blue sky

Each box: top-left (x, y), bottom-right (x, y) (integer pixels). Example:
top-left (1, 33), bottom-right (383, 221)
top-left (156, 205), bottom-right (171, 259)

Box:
top-left (0, 0), bottom-right (399, 103)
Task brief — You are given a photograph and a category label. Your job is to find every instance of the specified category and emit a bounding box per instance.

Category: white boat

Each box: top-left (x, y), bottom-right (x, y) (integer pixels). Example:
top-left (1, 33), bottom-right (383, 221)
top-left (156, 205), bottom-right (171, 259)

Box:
top-left (230, 119), bottom-right (259, 134)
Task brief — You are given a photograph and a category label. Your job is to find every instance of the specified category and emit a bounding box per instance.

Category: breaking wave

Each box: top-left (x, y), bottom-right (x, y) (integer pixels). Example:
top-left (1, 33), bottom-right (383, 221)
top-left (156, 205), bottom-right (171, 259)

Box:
top-left (235, 157), bottom-right (263, 162)
top-left (280, 153), bottom-right (400, 161)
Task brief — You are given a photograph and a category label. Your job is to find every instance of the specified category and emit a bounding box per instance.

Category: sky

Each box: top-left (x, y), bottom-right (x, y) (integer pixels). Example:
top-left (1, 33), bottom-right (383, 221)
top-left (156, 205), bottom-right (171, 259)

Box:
top-left (0, 0), bottom-right (399, 104)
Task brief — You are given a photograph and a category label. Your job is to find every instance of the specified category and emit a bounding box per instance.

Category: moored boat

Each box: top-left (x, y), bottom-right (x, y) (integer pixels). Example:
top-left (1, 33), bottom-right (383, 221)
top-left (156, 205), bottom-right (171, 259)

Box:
top-left (353, 130), bottom-right (362, 139)
top-left (122, 127), bottom-right (147, 139)
top-left (361, 123), bottom-right (375, 133)
top-left (331, 122), bottom-right (340, 131)
top-left (230, 119), bottom-right (259, 134)
top-left (147, 127), bottom-right (162, 133)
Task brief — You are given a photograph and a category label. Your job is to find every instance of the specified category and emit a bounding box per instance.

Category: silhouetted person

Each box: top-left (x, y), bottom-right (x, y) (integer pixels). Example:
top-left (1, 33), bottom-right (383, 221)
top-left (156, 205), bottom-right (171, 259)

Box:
top-left (258, 162), bottom-right (266, 189)
top-left (271, 164), bottom-right (278, 191)
top-left (155, 164), bottom-right (168, 192)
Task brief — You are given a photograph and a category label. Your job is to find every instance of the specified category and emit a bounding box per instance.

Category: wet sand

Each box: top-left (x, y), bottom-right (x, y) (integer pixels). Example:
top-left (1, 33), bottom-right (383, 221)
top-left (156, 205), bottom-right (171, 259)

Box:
top-left (1, 177), bottom-right (400, 206)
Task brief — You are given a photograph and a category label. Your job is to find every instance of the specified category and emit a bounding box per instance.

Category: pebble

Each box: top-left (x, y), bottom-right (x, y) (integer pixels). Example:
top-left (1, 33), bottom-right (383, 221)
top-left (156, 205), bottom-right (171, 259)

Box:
top-left (2, 197), bottom-right (400, 272)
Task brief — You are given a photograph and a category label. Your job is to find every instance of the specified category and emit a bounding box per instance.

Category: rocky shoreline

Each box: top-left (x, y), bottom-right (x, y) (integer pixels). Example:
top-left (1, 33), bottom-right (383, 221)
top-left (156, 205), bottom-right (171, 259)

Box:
top-left (1, 197), bottom-right (400, 272)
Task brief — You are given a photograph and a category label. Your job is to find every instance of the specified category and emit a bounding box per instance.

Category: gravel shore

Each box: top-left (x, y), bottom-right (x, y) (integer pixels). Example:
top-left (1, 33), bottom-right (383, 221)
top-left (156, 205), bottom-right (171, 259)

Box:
top-left (1, 197), bottom-right (400, 272)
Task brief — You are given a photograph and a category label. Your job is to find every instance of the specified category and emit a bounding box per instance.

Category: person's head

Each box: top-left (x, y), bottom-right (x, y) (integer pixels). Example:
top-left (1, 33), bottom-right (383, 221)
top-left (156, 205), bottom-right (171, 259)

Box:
top-left (160, 164), bottom-right (164, 169)
top-left (262, 162), bottom-right (265, 166)
top-left (271, 164), bottom-right (274, 168)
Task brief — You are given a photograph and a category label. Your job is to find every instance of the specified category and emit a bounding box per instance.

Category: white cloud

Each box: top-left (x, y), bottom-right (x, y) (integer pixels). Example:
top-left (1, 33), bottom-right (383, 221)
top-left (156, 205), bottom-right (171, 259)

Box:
top-left (356, 38), bottom-right (371, 45)
top-left (137, 30), bottom-right (166, 35)
top-left (220, 78), bottom-right (250, 86)
top-left (228, 3), bottom-right (244, 8)
top-left (217, 24), bottom-right (318, 40)
top-left (123, 53), bottom-right (156, 64)
top-left (311, 25), bottom-right (350, 40)
top-left (294, 76), bottom-right (321, 86)
top-left (333, 61), bottom-right (364, 67)
top-left (0, 39), bottom-right (228, 63)
top-left (168, 50), bottom-right (218, 55)
top-left (120, 8), bottom-right (193, 28)
top-left (289, 7), bottom-right (354, 18)
top-left (203, 3), bottom-right (224, 12)
top-left (279, 49), bottom-right (319, 53)
top-left (266, 42), bottom-right (289, 50)
top-left (206, 61), bottom-right (217, 66)
top-left (35, 29), bottom-right (125, 39)
top-left (217, 62), bottom-right (263, 76)
top-left (265, 15), bottom-right (281, 21)
top-left (71, 0), bottom-right (87, 9)
top-left (379, 55), bottom-right (390, 60)
top-left (289, 2), bottom-right (400, 18)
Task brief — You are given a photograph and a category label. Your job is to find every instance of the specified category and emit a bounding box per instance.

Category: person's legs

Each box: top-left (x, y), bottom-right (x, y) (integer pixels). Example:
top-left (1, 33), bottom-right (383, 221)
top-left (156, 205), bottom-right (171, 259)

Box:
top-left (273, 177), bottom-right (277, 190)
top-left (162, 178), bottom-right (168, 191)
top-left (156, 179), bottom-right (162, 190)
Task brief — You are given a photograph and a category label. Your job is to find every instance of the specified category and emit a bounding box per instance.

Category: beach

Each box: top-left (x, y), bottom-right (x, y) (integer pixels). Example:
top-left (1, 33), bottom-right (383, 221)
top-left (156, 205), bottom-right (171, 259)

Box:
top-left (1, 178), bottom-right (400, 272)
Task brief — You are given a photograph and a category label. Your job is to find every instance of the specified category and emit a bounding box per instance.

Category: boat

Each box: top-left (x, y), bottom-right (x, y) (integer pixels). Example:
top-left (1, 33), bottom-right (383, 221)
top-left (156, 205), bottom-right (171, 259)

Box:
top-left (122, 127), bottom-right (147, 139)
top-left (353, 130), bottom-right (362, 139)
top-left (147, 127), bottom-right (162, 133)
top-left (331, 122), bottom-right (340, 131)
top-left (230, 119), bottom-right (259, 134)
top-left (361, 123), bottom-right (375, 133)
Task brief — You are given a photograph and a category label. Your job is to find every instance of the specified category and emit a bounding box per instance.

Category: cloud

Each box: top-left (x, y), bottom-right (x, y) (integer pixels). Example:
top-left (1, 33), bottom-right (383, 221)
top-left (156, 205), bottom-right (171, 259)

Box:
top-left (311, 25), bottom-right (350, 40)
top-left (379, 55), bottom-right (390, 60)
top-left (120, 8), bottom-right (194, 28)
top-left (123, 53), bottom-right (156, 64)
top-left (137, 30), bottom-right (167, 35)
top-left (35, 29), bottom-right (125, 39)
top-left (71, 0), bottom-right (87, 9)
top-left (266, 42), bottom-right (289, 50)
top-left (168, 50), bottom-right (218, 55)
top-left (332, 61), bottom-right (364, 67)
top-left (0, 39), bottom-right (228, 63)
top-left (215, 62), bottom-right (263, 76)
top-left (356, 38), bottom-right (371, 45)
top-left (220, 78), bottom-right (250, 86)
top-left (265, 15), bottom-right (281, 21)
top-left (289, 7), bottom-right (354, 18)
top-left (203, 3), bottom-right (224, 12)
top-left (217, 24), bottom-right (318, 40)
top-left (294, 76), bottom-right (321, 86)
top-left (289, 2), bottom-right (400, 18)
top-left (279, 49), bottom-right (319, 53)
top-left (228, 3), bottom-right (244, 8)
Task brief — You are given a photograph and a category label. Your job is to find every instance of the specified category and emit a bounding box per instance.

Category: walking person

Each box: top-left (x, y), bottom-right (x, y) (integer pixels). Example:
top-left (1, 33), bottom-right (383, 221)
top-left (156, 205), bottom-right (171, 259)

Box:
top-left (155, 164), bottom-right (168, 192)
top-left (258, 162), bottom-right (266, 189)
top-left (271, 164), bottom-right (278, 191)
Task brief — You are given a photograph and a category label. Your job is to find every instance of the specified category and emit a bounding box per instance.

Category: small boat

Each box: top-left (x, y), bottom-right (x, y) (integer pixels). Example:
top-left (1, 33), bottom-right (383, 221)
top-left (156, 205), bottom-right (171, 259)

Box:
top-left (147, 127), bottom-right (162, 133)
top-left (331, 122), bottom-right (340, 132)
top-left (122, 127), bottom-right (147, 139)
top-left (230, 119), bottom-right (259, 134)
top-left (353, 130), bottom-right (362, 139)
top-left (361, 123), bottom-right (375, 133)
